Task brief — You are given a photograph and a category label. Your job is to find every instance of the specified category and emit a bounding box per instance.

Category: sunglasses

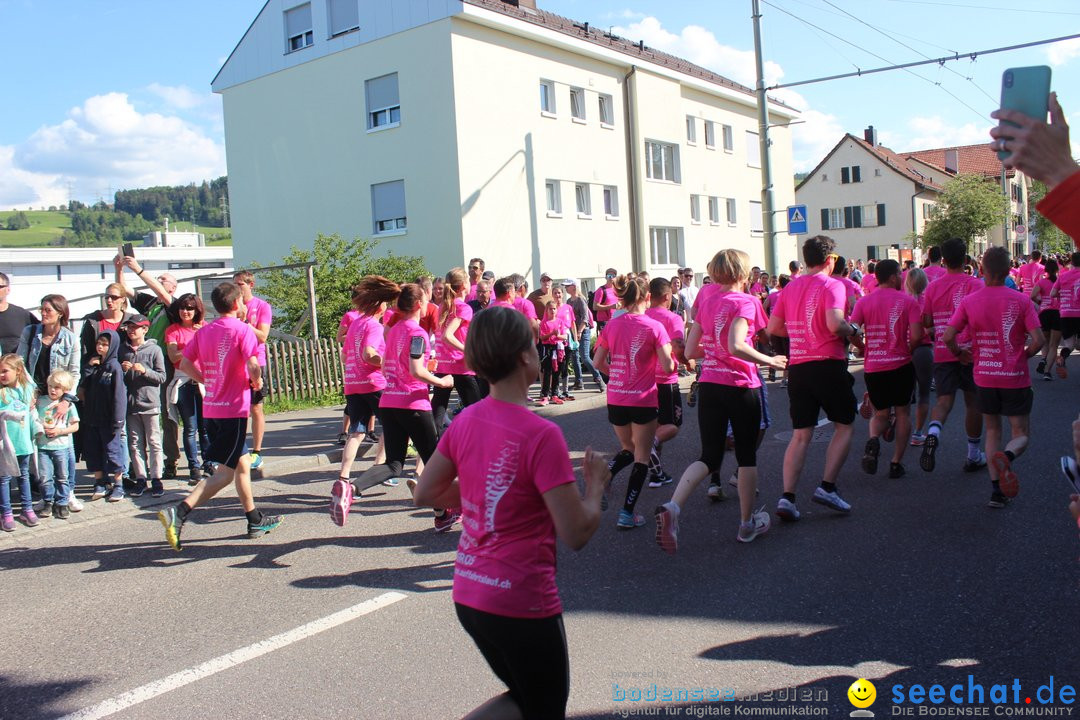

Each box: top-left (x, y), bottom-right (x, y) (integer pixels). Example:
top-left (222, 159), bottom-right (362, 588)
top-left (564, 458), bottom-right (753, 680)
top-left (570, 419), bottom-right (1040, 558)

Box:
top-left (0, 284), bottom-right (8, 289)
top-left (827, 253), bottom-right (840, 263)
top-left (179, 305), bottom-right (197, 311)
top-left (104, 294), bottom-right (123, 301)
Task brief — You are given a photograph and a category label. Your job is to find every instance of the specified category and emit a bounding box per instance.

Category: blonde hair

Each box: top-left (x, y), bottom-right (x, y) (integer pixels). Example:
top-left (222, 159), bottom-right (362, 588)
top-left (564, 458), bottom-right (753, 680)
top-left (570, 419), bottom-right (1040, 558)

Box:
top-left (47, 369), bottom-right (76, 392)
top-left (709, 249), bottom-right (751, 285)
top-left (439, 268), bottom-right (468, 329)
top-left (0, 354), bottom-right (31, 397)
top-left (905, 267), bottom-right (928, 298)
top-left (105, 283), bottom-right (128, 310)
top-left (613, 274), bottom-right (648, 308)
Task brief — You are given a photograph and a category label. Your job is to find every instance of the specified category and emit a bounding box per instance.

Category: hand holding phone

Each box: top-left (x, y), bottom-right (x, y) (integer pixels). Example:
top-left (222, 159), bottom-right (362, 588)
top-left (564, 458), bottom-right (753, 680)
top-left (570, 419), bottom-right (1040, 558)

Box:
top-left (122, 242), bottom-right (135, 258)
top-left (996, 66), bottom-right (1051, 161)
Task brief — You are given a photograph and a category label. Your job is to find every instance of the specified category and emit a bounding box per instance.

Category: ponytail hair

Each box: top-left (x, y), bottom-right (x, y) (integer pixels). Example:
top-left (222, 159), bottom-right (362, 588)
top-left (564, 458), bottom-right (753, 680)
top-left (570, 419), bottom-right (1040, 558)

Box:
top-left (351, 276), bottom-right (400, 316)
top-left (613, 274), bottom-right (648, 308)
top-left (439, 267), bottom-right (468, 329)
top-left (397, 283), bottom-right (424, 314)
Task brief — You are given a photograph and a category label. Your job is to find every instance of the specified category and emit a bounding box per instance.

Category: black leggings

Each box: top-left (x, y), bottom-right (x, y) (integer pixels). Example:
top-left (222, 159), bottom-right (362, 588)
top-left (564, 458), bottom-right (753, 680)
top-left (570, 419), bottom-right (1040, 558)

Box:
top-left (698, 383), bottom-right (761, 471)
top-left (431, 373), bottom-right (482, 433)
top-left (353, 407), bottom-right (438, 492)
top-left (455, 603), bottom-right (569, 720)
top-left (540, 346), bottom-right (566, 397)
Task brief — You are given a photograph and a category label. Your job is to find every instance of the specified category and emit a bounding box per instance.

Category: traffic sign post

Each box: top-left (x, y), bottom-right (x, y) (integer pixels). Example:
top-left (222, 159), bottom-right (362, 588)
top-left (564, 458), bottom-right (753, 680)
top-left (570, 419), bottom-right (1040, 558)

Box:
top-left (787, 204), bottom-right (808, 235)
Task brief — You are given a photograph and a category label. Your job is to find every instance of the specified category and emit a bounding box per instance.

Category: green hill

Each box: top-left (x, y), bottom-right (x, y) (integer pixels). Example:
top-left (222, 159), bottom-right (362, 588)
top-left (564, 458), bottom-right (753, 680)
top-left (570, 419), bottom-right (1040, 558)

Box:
top-left (0, 210), bottom-right (72, 246)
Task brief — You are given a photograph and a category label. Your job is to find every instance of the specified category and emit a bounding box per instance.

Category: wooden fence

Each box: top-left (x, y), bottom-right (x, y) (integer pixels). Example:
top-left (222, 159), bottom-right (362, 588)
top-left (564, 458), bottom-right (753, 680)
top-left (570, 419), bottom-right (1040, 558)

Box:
top-left (264, 338), bottom-right (344, 402)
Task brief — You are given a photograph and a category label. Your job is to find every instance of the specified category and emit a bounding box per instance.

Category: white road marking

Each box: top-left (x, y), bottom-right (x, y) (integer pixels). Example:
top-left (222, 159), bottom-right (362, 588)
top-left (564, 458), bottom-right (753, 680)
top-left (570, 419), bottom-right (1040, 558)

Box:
top-left (60, 591), bottom-right (408, 720)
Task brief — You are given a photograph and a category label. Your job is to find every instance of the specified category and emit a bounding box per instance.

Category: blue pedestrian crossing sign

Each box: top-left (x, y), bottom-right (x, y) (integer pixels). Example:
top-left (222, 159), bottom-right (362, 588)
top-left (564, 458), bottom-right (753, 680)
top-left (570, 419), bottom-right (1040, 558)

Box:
top-left (787, 205), bottom-right (808, 235)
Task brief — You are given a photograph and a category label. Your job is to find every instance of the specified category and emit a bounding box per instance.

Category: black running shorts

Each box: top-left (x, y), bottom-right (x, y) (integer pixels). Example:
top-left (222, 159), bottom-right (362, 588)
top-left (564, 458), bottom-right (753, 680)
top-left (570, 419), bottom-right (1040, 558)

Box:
top-left (607, 404), bottom-right (659, 426)
top-left (865, 363), bottom-right (916, 410)
top-left (205, 417), bottom-right (249, 469)
top-left (345, 391), bottom-right (381, 432)
top-left (976, 386), bottom-right (1033, 416)
top-left (933, 361), bottom-right (976, 396)
top-left (657, 382), bottom-right (683, 427)
top-left (787, 359), bottom-right (856, 429)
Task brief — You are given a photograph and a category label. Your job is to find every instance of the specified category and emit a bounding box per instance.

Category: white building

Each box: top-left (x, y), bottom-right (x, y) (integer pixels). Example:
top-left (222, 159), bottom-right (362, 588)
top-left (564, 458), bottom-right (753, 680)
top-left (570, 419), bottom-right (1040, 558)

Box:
top-left (0, 246), bottom-right (235, 321)
top-left (213, 0), bottom-right (799, 287)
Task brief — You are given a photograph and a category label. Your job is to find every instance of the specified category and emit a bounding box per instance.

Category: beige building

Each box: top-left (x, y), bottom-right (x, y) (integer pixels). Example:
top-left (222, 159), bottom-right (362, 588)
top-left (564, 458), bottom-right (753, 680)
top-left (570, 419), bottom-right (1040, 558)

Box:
top-left (796, 128), bottom-right (1028, 263)
top-left (213, 0), bottom-right (799, 288)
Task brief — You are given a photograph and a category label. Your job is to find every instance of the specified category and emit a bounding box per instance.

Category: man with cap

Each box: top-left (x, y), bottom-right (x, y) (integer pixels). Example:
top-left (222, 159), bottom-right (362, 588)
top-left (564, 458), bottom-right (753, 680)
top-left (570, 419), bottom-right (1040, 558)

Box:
top-left (119, 313), bottom-right (168, 497)
top-left (563, 278), bottom-right (605, 392)
top-left (528, 272), bottom-right (555, 319)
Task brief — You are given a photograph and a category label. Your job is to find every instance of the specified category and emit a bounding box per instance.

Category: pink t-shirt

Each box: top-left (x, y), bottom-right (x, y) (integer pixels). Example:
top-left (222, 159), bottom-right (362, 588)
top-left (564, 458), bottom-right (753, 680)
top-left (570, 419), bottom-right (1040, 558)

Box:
top-left (922, 272), bottom-right (985, 363)
top-left (555, 303), bottom-right (574, 333)
top-left (924, 265), bottom-right (948, 283)
top-left (244, 295), bottom-right (272, 366)
top-left (343, 315), bottom-right (386, 394)
top-left (440, 397), bottom-right (575, 618)
top-left (1035, 277), bottom-right (1059, 312)
top-left (465, 283), bottom-right (478, 303)
top-left (593, 286), bottom-right (617, 322)
top-left (1017, 262), bottom-right (1045, 295)
top-left (948, 285), bottom-right (1040, 389)
top-left (645, 306), bottom-right (684, 385)
top-left (771, 273), bottom-right (847, 365)
top-left (837, 276), bottom-right (862, 318)
top-left (861, 274), bottom-right (879, 295)
top-left (697, 290), bottom-right (766, 389)
top-left (182, 317), bottom-right (258, 419)
top-left (380, 319), bottom-right (431, 411)
top-left (490, 299), bottom-right (515, 310)
top-left (339, 309), bottom-right (360, 332)
top-left (434, 299), bottom-right (474, 376)
top-left (164, 323), bottom-right (197, 370)
top-left (1053, 268), bottom-right (1080, 318)
top-left (512, 296), bottom-right (537, 323)
top-left (538, 318), bottom-right (565, 345)
top-left (850, 288), bottom-right (922, 373)
top-left (596, 312), bottom-right (670, 407)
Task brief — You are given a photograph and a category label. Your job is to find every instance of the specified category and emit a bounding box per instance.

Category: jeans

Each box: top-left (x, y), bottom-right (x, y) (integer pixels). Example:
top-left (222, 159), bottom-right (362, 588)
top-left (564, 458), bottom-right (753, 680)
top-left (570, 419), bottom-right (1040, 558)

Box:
top-left (38, 448), bottom-right (69, 505)
top-left (575, 327), bottom-right (601, 384)
top-left (127, 413), bottom-right (164, 480)
top-left (1, 454), bottom-right (32, 515)
top-left (177, 381), bottom-right (210, 470)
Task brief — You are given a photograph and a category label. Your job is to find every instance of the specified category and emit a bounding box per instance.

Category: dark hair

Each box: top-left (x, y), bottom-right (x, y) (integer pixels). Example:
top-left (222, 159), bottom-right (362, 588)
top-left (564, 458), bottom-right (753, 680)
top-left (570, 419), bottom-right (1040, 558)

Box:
top-left (509, 273), bottom-right (528, 291)
top-left (802, 235), bottom-right (836, 268)
top-left (830, 256), bottom-right (847, 277)
top-left (1045, 258), bottom-right (1059, 283)
top-left (466, 306), bottom-right (535, 383)
top-left (875, 259), bottom-right (901, 284)
top-left (1031, 250), bottom-right (1042, 262)
top-left (351, 276), bottom-right (400, 316)
top-left (928, 246), bottom-right (942, 263)
top-left (613, 274), bottom-right (648, 307)
top-left (649, 277), bottom-right (671, 298)
top-left (397, 283), bottom-right (424, 313)
top-left (211, 282), bottom-right (242, 314)
top-left (174, 292), bottom-right (205, 324)
top-left (981, 246), bottom-right (1011, 281)
top-left (40, 294), bottom-right (70, 327)
top-left (867, 261), bottom-right (877, 274)
top-left (1071, 251), bottom-right (1080, 268)
top-left (778, 274), bottom-right (791, 289)
top-left (941, 238), bottom-right (967, 269)
top-left (493, 277), bottom-right (513, 299)
top-left (788, 260), bottom-right (800, 273)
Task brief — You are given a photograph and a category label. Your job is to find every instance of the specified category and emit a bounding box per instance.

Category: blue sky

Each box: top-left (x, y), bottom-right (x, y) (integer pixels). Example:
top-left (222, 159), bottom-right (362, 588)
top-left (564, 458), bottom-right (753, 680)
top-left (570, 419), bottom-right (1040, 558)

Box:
top-left (1, 0), bottom-right (1077, 210)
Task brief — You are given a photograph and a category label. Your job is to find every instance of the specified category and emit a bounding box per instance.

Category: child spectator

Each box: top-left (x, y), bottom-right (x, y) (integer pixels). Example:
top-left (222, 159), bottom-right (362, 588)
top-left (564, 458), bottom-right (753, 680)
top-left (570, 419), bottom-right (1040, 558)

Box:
top-left (0, 354), bottom-right (36, 531)
top-left (538, 300), bottom-right (567, 405)
top-left (120, 314), bottom-right (167, 497)
top-left (82, 330), bottom-right (127, 502)
top-left (33, 369), bottom-right (80, 519)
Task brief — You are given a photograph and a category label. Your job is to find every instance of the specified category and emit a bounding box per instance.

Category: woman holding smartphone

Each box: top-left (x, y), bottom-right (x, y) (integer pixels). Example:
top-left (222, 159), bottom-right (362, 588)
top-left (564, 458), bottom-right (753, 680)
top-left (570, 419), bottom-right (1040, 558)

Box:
top-left (335, 283), bottom-right (455, 530)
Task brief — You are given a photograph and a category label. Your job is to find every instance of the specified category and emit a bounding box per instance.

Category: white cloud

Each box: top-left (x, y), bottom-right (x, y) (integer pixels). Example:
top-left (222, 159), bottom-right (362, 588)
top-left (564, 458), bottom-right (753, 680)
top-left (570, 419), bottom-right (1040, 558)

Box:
top-left (4, 92), bottom-right (225, 210)
top-left (146, 83), bottom-right (212, 111)
top-left (0, 146), bottom-right (66, 209)
top-left (1046, 38), bottom-right (1080, 67)
top-left (902, 116), bottom-right (993, 151)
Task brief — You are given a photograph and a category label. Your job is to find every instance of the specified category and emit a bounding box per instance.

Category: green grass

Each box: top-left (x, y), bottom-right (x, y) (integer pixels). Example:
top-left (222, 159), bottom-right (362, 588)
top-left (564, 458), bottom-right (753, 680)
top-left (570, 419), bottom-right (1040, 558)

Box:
top-left (264, 391), bottom-right (341, 415)
top-left (169, 221), bottom-right (232, 246)
top-left (0, 210), bottom-right (71, 246)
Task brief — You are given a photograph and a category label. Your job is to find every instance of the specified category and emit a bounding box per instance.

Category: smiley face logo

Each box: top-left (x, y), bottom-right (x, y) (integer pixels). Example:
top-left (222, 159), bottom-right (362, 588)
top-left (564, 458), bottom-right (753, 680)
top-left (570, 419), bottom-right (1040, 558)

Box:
top-left (848, 678), bottom-right (877, 709)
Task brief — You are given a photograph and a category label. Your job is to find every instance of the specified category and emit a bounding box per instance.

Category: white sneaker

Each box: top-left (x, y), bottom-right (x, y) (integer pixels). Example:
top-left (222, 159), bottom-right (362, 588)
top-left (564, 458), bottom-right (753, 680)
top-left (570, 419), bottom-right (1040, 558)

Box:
top-left (812, 486), bottom-right (852, 513)
top-left (737, 509), bottom-right (771, 543)
top-left (68, 493), bottom-right (84, 512)
top-left (776, 497), bottom-right (800, 522)
top-left (727, 471), bottom-right (739, 488)
top-left (910, 432), bottom-right (926, 447)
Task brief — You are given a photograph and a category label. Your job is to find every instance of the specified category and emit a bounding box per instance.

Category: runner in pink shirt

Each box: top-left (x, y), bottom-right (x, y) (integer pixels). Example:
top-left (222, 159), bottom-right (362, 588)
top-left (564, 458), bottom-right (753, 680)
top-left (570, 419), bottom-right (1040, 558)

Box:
top-left (918, 238), bottom-right (987, 474)
top-left (335, 294), bottom-right (365, 446)
top-left (158, 281), bottom-right (282, 551)
top-left (943, 247), bottom-right (1044, 507)
top-left (1051, 250), bottom-right (1080, 379)
top-left (1017, 251), bottom-right (1045, 294)
top-left (413, 305), bottom-right (607, 720)
top-left (233, 271), bottom-right (271, 470)
top-left (767, 235), bottom-right (861, 521)
top-left (431, 268), bottom-right (483, 433)
top-left (923, 245), bottom-right (947, 283)
top-left (656, 250), bottom-right (786, 553)
top-left (850, 260), bottom-right (924, 478)
top-left (593, 275), bottom-right (674, 530)
top-left (489, 276), bottom-right (516, 310)
top-left (860, 262), bottom-right (880, 294)
top-left (644, 278), bottom-right (688, 489)
top-left (903, 269), bottom-right (935, 447)
top-left (1030, 258), bottom-right (1061, 381)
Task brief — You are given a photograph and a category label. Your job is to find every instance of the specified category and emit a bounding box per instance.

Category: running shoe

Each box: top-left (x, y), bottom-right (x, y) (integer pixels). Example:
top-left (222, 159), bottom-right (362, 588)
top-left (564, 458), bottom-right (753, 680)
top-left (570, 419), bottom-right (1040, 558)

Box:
top-left (727, 471), bottom-right (739, 488)
top-left (654, 504), bottom-right (678, 554)
top-left (707, 483), bottom-right (726, 502)
top-left (53, 504), bottom-right (70, 520)
top-left (920, 433), bottom-right (938, 472)
top-left (536, 397), bottom-right (549, 406)
top-left (617, 510), bottom-right (646, 530)
top-left (249, 452), bottom-right (263, 469)
top-left (861, 437), bottom-right (880, 475)
top-left (562, 393), bottom-right (576, 401)
top-left (991, 452), bottom-right (1019, 498)
top-left (737, 508), bottom-right (771, 543)
top-left (381, 477), bottom-right (400, 487)
top-left (68, 493), bottom-right (83, 512)
top-left (550, 396), bottom-right (564, 405)
top-left (130, 479), bottom-right (147, 497)
top-left (337, 432), bottom-right (348, 446)
top-left (647, 469), bottom-right (674, 488)
top-left (987, 491), bottom-right (1009, 509)
top-left (39, 501), bottom-right (53, 519)
top-left (106, 486), bottom-right (125, 503)
top-left (962, 452), bottom-right (987, 473)
top-left (1, 514), bottom-right (13, 532)
top-left (888, 462), bottom-right (906, 479)
top-left (330, 478), bottom-right (353, 527)
top-left (687, 381), bottom-right (699, 407)
top-left (775, 497), bottom-right (800, 522)
top-left (158, 506), bottom-right (183, 551)
top-left (434, 510), bottom-right (460, 532)
top-left (1044, 372), bottom-right (1053, 382)
top-left (882, 414), bottom-right (896, 443)
top-left (811, 487), bottom-right (851, 513)
top-left (1057, 357), bottom-right (1068, 379)
top-left (910, 432), bottom-right (926, 446)
top-left (247, 514), bottom-right (284, 538)
top-left (20, 509), bottom-right (40, 527)
top-left (151, 479), bottom-right (165, 497)
top-left (1036, 359), bottom-right (1047, 375)
top-left (859, 392), bottom-right (873, 419)
top-left (90, 485), bottom-right (108, 501)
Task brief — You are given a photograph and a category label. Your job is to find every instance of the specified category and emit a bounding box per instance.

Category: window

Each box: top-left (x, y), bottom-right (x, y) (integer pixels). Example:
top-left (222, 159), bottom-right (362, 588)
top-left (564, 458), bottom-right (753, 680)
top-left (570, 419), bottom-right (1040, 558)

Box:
top-left (686, 116), bottom-right (697, 145)
top-left (746, 131), bottom-right (761, 168)
top-left (598, 94), bottom-right (614, 126)
top-left (372, 180), bottom-right (406, 234)
top-left (704, 121), bottom-right (716, 149)
top-left (649, 227), bottom-right (682, 266)
top-left (645, 141), bottom-right (679, 182)
top-left (539, 79), bottom-right (556, 115)
top-left (841, 165), bottom-right (862, 184)
top-left (726, 198), bottom-right (737, 225)
top-left (569, 87), bottom-right (586, 122)
top-left (749, 200), bottom-right (763, 233)
top-left (545, 180), bottom-right (562, 215)
top-left (366, 73), bottom-right (400, 130)
top-left (922, 203), bottom-right (935, 219)
top-left (285, 3), bottom-right (314, 52)
top-left (328, 0), bottom-right (359, 36)
top-left (575, 183), bottom-right (591, 217)
top-left (722, 124), bottom-right (733, 152)
top-left (167, 261), bottom-right (227, 270)
top-left (874, 168), bottom-right (882, 177)
top-left (708, 196), bottom-right (720, 224)
top-left (861, 204), bottom-right (878, 227)
top-left (821, 204), bottom-right (885, 229)
top-left (821, 173), bottom-right (828, 182)
top-left (690, 195), bottom-right (701, 223)
top-left (603, 186), bottom-right (619, 218)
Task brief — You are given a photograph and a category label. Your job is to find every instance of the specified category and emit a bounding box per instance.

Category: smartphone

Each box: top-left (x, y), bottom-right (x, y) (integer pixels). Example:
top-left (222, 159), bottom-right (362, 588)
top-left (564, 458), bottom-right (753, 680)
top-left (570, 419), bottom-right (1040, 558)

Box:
top-left (122, 242), bottom-right (135, 258)
top-left (997, 65), bottom-right (1051, 161)
top-left (1064, 458), bottom-right (1080, 494)
top-left (409, 335), bottom-right (426, 359)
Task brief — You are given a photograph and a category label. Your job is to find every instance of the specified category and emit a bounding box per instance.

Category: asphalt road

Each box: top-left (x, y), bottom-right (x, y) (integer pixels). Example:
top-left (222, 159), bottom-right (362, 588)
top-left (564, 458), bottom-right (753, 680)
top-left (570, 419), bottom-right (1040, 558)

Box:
top-left (2, 364), bottom-right (1079, 720)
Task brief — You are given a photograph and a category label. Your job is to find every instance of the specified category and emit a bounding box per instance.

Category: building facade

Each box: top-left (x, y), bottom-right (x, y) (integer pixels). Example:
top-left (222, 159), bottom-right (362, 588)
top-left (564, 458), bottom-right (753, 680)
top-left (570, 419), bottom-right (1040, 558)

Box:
top-left (213, 0), bottom-right (799, 287)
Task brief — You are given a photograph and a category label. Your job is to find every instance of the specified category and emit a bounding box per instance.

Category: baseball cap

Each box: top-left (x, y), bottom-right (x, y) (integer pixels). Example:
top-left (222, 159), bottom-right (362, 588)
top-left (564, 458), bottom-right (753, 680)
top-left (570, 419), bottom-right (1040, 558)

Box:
top-left (540, 271), bottom-right (552, 281)
top-left (122, 313), bottom-right (150, 328)
top-left (482, 270), bottom-right (495, 280)
top-left (561, 278), bottom-right (577, 286)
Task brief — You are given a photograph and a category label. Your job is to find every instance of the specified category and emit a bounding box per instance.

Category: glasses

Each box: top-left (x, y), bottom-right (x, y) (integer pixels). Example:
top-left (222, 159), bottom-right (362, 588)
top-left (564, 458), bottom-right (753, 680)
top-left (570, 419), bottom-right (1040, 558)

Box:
top-left (0, 285), bottom-right (8, 289)
top-left (104, 294), bottom-right (123, 301)
top-left (827, 253), bottom-right (840, 263)
top-left (179, 306), bottom-right (197, 311)
top-left (40, 306), bottom-right (57, 314)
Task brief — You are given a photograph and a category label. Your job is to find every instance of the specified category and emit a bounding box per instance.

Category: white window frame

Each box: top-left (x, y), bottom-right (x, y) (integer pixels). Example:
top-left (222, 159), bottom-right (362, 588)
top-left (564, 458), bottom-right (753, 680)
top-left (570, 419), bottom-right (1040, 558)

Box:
top-left (371, 180), bottom-right (407, 236)
top-left (603, 186), bottom-right (619, 219)
top-left (569, 87), bottom-right (586, 123)
top-left (686, 116), bottom-right (697, 145)
top-left (726, 198), bottom-right (737, 225)
top-left (598, 94), bottom-right (614, 127)
top-left (746, 131), bottom-right (761, 168)
top-left (649, 226), bottom-right (683, 267)
top-left (749, 200), bottom-right (763, 234)
top-left (546, 180), bottom-right (562, 217)
top-left (575, 183), bottom-right (592, 218)
top-left (861, 204), bottom-right (879, 227)
top-left (690, 195), bottom-right (701, 224)
top-left (704, 121), bottom-right (716, 149)
top-left (828, 207), bottom-right (844, 229)
top-left (365, 73), bottom-right (400, 132)
top-left (285, 3), bottom-right (314, 53)
top-left (708, 196), bottom-right (720, 225)
top-left (327, 0), bottom-right (359, 37)
top-left (722, 124), bottom-right (734, 152)
top-left (645, 140), bottom-right (679, 183)
top-left (539, 79), bottom-right (556, 117)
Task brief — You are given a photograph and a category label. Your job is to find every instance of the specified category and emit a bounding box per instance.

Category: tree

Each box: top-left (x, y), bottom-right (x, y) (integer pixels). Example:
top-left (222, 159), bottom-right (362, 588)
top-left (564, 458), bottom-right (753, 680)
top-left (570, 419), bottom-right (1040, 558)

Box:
top-left (1028, 180), bottom-right (1073, 256)
top-left (918, 173), bottom-right (1009, 250)
top-left (5, 211), bottom-right (30, 231)
top-left (254, 233), bottom-right (429, 339)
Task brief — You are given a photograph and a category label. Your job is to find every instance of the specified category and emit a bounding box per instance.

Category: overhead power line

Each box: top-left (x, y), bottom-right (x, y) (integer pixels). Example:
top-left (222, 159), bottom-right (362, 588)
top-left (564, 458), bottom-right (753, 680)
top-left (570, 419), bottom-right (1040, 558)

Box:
top-left (883, 0), bottom-right (1080, 16)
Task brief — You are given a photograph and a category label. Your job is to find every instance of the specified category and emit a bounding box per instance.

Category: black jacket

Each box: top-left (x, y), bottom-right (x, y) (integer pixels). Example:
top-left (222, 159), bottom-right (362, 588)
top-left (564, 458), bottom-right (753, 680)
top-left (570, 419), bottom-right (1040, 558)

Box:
top-left (81, 330), bottom-right (126, 428)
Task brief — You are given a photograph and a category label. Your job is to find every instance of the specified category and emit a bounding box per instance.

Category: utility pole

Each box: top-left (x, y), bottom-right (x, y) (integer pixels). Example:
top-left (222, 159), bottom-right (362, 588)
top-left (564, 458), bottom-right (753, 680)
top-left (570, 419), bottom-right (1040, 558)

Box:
top-left (752, 0), bottom-right (777, 276)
